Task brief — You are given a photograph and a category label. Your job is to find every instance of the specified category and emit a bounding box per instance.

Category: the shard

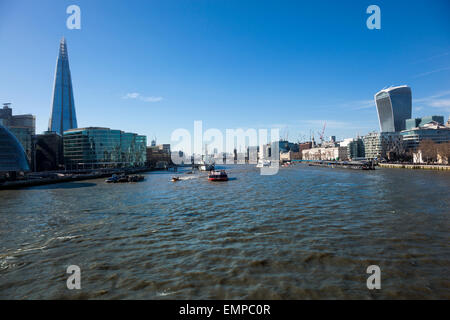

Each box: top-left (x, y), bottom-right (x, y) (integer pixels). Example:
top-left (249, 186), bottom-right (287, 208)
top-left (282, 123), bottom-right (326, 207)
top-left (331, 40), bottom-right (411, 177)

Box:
top-left (48, 37), bottom-right (78, 134)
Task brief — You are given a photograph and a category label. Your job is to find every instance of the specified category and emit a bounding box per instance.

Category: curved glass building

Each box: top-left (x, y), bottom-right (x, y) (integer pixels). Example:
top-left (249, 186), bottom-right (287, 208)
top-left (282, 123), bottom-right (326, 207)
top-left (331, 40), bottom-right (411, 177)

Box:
top-left (0, 123), bottom-right (30, 172)
top-left (49, 37), bottom-right (78, 135)
top-left (375, 86), bottom-right (412, 132)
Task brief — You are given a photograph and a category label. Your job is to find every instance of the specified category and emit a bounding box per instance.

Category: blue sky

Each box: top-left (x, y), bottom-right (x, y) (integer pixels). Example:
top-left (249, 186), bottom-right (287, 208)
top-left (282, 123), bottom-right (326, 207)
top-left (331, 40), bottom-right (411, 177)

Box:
top-left (0, 0), bottom-right (449, 144)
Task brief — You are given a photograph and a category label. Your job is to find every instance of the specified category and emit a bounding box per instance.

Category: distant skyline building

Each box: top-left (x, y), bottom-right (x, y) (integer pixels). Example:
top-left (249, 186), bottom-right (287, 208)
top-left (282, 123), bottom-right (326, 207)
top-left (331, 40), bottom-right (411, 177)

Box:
top-left (405, 116), bottom-right (445, 131)
top-left (375, 85), bottom-right (412, 133)
top-left (49, 37), bottom-right (78, 135)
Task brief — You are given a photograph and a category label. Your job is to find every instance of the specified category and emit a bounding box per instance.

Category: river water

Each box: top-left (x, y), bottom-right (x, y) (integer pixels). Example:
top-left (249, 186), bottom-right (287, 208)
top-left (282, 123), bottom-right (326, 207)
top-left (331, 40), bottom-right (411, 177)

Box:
top-left (0, 164), bottom-right (449, 299)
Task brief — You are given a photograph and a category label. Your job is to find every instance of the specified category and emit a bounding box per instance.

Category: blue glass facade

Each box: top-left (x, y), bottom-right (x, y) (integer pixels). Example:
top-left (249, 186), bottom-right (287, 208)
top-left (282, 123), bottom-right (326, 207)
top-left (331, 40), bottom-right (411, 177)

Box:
top-left (405, 116), bottom-right (445, 130)
top-left (63, 127), bottom-right (147, 169)
top-left (49, 38), bottom-right (78, 135)
top-left (0, 123), bottom-right (30, 172)
top-left (375, 86), bottom-right (412, 132)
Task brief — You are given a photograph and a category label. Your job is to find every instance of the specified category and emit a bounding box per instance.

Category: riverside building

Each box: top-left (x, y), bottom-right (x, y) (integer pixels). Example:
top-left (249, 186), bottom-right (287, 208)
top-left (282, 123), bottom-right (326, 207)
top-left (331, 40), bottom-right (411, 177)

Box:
top-left (146, 144), bottom-right (172, 168)
top-left (33, 131), bottom-right (64, 172)
top-left (0, 103), bottom-right (36, 162)
top-left (302, 146), bottom-right (348, 161)
top-left (363, 132), bottom-right (404, 160)
top-left (340, 138), bottom-right (365, 160)
top-left (401, 121), bottom-right (450, 151)
top-left (0, 123), bottom-right (30, 174)
top-left (63, 127), bottom-right (147, 169)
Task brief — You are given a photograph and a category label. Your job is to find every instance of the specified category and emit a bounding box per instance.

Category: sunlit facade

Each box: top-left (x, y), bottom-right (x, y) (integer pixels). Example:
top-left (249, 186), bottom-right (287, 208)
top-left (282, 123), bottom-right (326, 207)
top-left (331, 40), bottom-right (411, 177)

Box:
top-left (49, 37), bottom-right (78, 135)
top-left (375, 86), bottom-right (412, 132)
top-left (401, 122), bottom-right (450, 151)
top-left (363, 132), bottom-right (404, 160)
top-left (63, 127), bottom-right (147, 169)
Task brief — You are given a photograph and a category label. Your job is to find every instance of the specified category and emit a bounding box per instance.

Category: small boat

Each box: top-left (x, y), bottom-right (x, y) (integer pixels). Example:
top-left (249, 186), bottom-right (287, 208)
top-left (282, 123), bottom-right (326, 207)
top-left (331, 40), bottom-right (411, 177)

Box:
top-left (105, 176), bottom-right (118, 183)
top-left (208, 170), bottom-right (228, 181)
top-left (256, 160), bottom-right (271, 168)
top-left (172, 177), bottom-right (181, 182)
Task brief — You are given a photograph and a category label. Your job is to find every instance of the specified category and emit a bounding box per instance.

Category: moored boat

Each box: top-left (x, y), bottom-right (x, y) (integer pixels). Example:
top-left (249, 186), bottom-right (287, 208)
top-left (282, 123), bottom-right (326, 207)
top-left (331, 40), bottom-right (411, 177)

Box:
top-left (105, 175), bottom-right (119, 183)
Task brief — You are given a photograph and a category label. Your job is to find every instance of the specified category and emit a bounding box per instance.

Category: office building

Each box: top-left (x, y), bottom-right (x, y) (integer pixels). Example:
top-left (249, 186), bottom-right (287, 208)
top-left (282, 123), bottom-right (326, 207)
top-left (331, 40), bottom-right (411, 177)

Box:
top-left (48, 37), bottom-right (78, 135)
top-left (34, 131), bottom-right (64, 172)
top-left (363, 132), bottom-right (404, 160)
top-left (375, 85), bottom-right (412, 132)
top-left (401, 121), bottom-right (450, 151)
top-left (0, 103), bottom-right (36, 161)
top-left (0, 123), bottom-right (30, 173)
top-left (405, 116), bottom-right (444, 130)
top-left (63, 127), bottom-right (146, 169)
top-left (340, 138), bottom-right (365, 160)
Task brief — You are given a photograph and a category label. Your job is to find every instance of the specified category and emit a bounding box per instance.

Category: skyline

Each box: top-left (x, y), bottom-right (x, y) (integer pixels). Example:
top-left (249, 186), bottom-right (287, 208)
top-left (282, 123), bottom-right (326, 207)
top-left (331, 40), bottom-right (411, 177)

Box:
top-left (0, 0), bottom-right (449, 144)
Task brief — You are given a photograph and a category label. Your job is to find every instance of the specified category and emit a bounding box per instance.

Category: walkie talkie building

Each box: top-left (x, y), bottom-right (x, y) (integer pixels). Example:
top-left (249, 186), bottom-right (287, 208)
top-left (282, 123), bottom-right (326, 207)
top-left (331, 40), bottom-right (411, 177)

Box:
top-left (374, 85), bottom-right (412, 132)
top-left (48, 37), bottom-right (78, 135)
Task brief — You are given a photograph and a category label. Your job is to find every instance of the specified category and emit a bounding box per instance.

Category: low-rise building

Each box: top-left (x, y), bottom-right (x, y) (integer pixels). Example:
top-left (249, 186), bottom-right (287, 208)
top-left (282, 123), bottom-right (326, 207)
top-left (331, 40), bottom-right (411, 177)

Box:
top-left (280, 150), bottom-right (302, 162)
top-left (146, 144), bottom-right (171, 168)
top-left (302, 146), bottom-right (348, 161)
top-left (63, 127), bottom-right (147, 169)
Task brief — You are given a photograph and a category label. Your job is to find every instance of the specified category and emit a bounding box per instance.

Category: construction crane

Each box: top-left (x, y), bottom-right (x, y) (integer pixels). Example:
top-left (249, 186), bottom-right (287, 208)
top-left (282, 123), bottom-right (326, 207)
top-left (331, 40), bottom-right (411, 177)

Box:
top-left (317, 122), bottom-right (327, 145)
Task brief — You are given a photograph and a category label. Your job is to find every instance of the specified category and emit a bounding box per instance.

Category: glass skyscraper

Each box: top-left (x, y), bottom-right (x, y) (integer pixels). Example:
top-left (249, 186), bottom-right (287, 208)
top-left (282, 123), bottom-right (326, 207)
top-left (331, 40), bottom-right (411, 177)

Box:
top-left (375, 85), bottom-right (412, 132)
top-left (48, 37), bottom-right (78, 135)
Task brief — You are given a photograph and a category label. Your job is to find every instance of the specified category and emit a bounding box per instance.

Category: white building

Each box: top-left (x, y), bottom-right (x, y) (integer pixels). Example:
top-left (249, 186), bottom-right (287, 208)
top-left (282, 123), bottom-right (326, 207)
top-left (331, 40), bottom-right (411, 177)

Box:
top-left (302, 147), bottom-right (348, 161)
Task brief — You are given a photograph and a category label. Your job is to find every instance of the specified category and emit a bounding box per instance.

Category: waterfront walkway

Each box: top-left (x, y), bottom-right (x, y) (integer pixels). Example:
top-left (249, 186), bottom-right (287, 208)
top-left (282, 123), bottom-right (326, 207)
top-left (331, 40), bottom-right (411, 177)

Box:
top-left (379, 163), bottom-right (450, 171)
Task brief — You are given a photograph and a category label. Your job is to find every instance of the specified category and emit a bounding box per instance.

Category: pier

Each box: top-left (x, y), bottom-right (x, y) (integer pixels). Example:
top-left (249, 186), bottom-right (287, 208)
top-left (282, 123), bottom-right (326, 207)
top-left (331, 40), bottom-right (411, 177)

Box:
top-left (301, 160), bottom-right (376, 170)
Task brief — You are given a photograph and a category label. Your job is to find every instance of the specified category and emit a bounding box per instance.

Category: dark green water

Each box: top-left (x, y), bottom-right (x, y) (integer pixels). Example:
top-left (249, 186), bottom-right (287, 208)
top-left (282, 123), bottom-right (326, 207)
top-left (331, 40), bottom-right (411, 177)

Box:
top-left (0, 164), bottom-right (449, 299)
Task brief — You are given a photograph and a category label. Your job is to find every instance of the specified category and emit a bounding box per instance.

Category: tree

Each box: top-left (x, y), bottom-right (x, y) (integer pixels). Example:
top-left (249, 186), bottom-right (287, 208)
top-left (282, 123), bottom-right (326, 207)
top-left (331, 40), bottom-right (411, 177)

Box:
top-left (436, 142), bottom-right (450, 164)
top-left (418, 139), bottom-right (438, 163)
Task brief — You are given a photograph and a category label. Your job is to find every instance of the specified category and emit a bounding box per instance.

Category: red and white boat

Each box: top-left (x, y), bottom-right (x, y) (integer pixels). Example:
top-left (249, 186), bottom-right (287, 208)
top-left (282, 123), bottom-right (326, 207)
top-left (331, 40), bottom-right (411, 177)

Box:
top-left (208, 170), bottom-right (228, 181)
